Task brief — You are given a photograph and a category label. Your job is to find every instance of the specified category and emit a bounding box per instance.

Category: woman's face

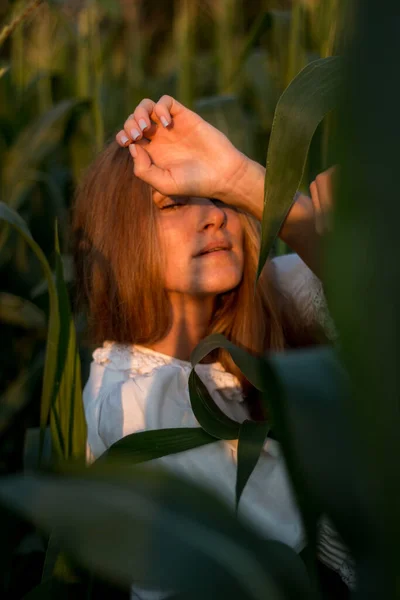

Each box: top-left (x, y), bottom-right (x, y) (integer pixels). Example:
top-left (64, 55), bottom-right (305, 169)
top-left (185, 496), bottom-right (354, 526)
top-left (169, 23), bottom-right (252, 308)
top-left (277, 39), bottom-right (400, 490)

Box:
top-left (154, 191), bottom-right (244, 296)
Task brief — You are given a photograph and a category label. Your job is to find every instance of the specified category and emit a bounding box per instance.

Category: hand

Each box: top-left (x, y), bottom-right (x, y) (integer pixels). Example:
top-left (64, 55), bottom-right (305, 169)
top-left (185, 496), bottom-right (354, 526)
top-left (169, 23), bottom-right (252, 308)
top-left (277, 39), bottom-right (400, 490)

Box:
top-left (309, 166), bottom-right (338, 235)
top-left (115, 95), bottom-right (248, 201)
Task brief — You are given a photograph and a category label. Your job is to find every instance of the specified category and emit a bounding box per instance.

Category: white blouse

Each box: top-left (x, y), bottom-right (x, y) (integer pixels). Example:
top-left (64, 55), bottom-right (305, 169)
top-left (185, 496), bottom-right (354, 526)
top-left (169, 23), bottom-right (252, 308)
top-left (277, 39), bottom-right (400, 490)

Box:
top-left (83, 253), bottom-right (352, 594)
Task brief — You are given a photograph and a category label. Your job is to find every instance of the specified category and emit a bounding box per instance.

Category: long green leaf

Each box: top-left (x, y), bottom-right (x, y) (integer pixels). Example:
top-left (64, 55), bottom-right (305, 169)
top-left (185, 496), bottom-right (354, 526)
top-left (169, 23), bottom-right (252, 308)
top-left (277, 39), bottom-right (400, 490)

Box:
top-left (51, 224), bottom-right (86, 461)
top-left (190, 333), bottom-right (265, 391)
top-left (236, 420), bottom-right (269, 511)
top-left (229, 12), bottom-right (272, 86)
top-left (0, 203), bottom-right (59, 462)
top-left (103, 427), bottom-right (216, 463)
top-left (3, 99), bottom-right (89, 192)
top-left (188, 370), bottom-right (240, 440)
top-left (261, 347), bottom-right (377, 590)
top-left (190, 334), bottom-right (273, 508)
top-left (0, 292), bottom-right (46, 331)
top-left (257, 57), bottom-right (343, 278)
top-left (324, 0), bottom-right (400, 593)
top-left (0, 470), bottom-right (312, 599)
top-left (0, 354), bottom-right (44, 437)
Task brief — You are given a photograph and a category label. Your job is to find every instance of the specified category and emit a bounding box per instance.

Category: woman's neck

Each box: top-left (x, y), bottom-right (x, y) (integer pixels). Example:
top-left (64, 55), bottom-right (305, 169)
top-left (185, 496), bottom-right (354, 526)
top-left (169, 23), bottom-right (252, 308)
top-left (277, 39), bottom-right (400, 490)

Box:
top-left (146, 293), bottom-right (215, 361)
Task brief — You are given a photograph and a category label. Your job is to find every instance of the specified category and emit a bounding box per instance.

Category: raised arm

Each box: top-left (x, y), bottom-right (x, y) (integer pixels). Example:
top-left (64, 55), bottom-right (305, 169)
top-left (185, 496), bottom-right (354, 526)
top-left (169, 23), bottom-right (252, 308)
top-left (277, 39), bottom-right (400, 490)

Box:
top-left (116, 96), bottom-right (336, 278)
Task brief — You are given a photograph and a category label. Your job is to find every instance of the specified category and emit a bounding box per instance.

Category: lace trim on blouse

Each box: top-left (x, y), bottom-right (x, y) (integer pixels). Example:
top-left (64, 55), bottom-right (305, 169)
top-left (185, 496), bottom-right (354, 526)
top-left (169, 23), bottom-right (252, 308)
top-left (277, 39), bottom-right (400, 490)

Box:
top-left (92, 341), bottom-right (244, 402)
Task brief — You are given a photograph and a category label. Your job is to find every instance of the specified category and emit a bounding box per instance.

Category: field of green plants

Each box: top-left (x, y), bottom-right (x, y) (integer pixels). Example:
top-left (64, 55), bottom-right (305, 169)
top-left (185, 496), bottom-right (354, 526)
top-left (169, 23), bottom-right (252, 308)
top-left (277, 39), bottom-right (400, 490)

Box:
top-left (0, 0), bottom-right (399, 598)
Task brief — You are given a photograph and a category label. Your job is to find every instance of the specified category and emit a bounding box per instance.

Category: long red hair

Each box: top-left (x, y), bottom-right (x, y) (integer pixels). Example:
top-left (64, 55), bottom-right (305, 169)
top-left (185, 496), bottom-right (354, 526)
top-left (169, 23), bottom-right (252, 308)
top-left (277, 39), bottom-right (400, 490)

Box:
top-left (71, 141), bottom-right (328, 416)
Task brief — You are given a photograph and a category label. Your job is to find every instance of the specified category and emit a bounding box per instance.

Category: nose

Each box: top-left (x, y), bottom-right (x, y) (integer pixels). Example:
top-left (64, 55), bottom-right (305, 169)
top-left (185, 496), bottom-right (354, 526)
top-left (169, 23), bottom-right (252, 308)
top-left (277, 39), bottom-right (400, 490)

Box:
top-left (196, 198), bottom-right (227, 232)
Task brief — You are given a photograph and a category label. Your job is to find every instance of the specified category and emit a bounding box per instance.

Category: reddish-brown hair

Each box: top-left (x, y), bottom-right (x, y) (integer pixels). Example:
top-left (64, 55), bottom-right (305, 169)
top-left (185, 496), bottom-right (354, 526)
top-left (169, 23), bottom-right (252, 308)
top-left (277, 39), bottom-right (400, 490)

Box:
top-left (71, 141), bottom-right (328, 414)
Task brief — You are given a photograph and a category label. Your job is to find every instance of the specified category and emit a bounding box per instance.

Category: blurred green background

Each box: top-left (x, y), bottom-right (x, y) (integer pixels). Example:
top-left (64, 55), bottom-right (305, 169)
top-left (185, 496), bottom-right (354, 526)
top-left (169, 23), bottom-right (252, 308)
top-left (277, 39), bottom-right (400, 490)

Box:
top-left (0, 0), bottom-right (340, 475)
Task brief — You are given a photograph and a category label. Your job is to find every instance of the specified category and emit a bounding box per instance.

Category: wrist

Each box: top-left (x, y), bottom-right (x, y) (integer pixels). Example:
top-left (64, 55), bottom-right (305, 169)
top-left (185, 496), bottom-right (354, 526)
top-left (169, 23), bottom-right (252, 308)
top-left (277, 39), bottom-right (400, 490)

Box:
top-left (214, 155), bottom-right (266, 221)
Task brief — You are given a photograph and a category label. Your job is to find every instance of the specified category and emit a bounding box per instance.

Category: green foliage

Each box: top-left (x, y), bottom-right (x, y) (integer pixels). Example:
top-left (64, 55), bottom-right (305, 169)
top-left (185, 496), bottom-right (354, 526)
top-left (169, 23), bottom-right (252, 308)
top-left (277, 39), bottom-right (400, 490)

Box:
top-left (0, 468), bottom-right (313, 600)
top-left (0, 204), bottom-right (86, 464)
top-left (2, 1), bottom-right (399, 599)
top-left (257, 57), bottom-right (343, 276)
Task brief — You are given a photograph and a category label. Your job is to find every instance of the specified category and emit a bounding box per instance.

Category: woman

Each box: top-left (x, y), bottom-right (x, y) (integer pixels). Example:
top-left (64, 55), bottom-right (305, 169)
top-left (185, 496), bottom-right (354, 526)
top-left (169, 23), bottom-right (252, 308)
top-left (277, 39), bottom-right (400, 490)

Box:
top-left (72, 96), bottom-right (351, 598)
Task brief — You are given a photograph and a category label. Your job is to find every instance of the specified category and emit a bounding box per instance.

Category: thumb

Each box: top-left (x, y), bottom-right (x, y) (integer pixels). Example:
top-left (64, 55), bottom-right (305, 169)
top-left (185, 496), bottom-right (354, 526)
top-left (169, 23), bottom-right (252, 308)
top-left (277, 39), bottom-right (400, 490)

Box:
top-left (128, 143), bottom-right (175, 194)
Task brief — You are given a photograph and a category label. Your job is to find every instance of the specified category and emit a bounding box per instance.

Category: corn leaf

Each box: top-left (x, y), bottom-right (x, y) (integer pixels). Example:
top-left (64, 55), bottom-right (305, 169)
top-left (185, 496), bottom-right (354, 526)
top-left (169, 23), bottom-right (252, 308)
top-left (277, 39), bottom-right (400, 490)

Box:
top-left (51, 224), bottom-right (86, 461)
top-left (190, 333), bottom-right (265, 391)
top-left (103, 427), bottom-right (216, 463)
top-left (0, 292), bottom-right (46, 331)
top-left (0, 469), bottom-right (313, 599)
top-left (190, 334), bottom-right (272, 507)
top-left (0, 203), bottom-right (59, 462)
top-left (257, 57), bottom-right (343, 278)
top-left (0, 354), bottom-right (44, 437)
top-left (188, 370), bottom-right (239, 440)
top-left (3, 99), bottom-right (90, 192)
top-left (236, 420), bottom-right (269, 510)
top-left (324, 1), bottom-right (400, 592)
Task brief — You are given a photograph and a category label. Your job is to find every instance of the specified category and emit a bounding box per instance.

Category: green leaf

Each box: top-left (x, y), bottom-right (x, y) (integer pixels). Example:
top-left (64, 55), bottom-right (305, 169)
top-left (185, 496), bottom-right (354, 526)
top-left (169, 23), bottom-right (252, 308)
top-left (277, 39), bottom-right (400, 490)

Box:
top-left (257, 57), bottom-right (343, 278)
top-left (51, 223), bottom-right (86, 461)
top-left (324, 1), bottom-right (400, 592)
top-left (0, 470), bottom-right (313, 599)
top-left (229, 12), bottom-right (272, 85)
top-left (190, 333), bottom-right (265, 391)
top-left (0, 292), bottom-right (46, 331)
top-left (236, 420), bottom-right (270, 510)
top-left (103, 427), bottom-right (216, 463)
top-left (0, 203), bottom-right (59, 463)
top-left (188, 370), bottom-right (240, 440)
top-left (0, 354), bottom-right (44, 437)
top-left (263, 347), bottom-right (373, 566)
top-left (3, 99), bottom-right (90, 193)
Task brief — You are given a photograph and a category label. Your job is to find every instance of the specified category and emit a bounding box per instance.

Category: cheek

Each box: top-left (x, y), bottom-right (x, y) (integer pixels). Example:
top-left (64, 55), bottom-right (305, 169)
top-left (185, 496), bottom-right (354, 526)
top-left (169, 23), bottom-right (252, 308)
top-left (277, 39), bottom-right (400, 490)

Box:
top-left (157, 221), bottom-right (192, 283)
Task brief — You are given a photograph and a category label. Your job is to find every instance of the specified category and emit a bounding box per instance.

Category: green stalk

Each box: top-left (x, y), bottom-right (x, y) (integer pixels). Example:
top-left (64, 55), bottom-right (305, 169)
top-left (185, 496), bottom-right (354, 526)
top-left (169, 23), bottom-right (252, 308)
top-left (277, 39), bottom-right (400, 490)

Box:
top-left (10, 2), bottom-right (26, 95)
top-left (173, 0), bottom-right (197, 107)
top-left (285, 1), bottom-right (307, 88)
top-left (35, 3), bottom-right (54, 112)
top-left (76, 5), bottom-right (90, 98)
top-left (88, 2), bottom-right (104, 150)
top-left (120, 0), bottom-right (144, 109)
top-left (0, 0), bottom-right (43, 49)
top-left (214, 0), bottom-right (241, 94)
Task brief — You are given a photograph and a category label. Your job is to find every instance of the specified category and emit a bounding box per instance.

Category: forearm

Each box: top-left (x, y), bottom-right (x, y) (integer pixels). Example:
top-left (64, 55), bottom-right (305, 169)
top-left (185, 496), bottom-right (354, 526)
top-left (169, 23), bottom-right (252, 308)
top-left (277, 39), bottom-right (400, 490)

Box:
top-left (216, 157), bottom-right (324, 278)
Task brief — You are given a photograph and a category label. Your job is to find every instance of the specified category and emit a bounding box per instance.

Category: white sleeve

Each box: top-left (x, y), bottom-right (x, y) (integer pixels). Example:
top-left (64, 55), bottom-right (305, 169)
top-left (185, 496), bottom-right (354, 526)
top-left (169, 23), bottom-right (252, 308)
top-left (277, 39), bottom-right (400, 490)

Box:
top-left (271, 253), bottom-right (338, 341)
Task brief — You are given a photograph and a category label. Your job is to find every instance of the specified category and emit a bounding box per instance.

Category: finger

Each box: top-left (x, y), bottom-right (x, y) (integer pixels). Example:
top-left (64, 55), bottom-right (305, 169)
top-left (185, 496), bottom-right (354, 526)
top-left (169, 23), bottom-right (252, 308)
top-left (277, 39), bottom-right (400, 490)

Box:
top-left (128, 144), bottom-right (176, 195)
top-left (156, 95), bottom-right (186, 119)
top-left (152, 95), bottom-right (184, 128)
top-left (310, 180), bottom-right (324, 236)
top-left (153, 100), bottom-right (173, 128)
top-left (122, 112), bottom-right (146, 143)
top-left (133, 98), bottom-right (157, 132)
top-left (315, 171), bottom-right (335, 232)
top-left (116, 129), bottom-right (131, 146)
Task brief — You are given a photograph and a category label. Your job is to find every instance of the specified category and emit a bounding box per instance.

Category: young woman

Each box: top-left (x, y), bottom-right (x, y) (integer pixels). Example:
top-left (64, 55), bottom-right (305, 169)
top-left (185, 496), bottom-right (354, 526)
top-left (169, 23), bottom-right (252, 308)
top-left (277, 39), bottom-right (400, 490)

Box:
top-left (72, 96), bottom-right (351, 598)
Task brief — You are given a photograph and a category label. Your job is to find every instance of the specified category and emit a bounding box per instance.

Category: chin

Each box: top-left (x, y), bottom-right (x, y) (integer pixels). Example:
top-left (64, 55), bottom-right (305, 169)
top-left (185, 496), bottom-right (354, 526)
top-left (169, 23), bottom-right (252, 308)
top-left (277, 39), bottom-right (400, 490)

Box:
top-left (197, 272), bottom-right (243, 295)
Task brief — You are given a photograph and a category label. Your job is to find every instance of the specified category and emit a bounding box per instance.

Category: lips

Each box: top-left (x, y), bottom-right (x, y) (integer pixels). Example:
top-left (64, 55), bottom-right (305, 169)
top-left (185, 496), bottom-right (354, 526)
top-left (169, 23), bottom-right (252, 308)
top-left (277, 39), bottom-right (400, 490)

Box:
top-left (195, 241), bottom-right (232, 257)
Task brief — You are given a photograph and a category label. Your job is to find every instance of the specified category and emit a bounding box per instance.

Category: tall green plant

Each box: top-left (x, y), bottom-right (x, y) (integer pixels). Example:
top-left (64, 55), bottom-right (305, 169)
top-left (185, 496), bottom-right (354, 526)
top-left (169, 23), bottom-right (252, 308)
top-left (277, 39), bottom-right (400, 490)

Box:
top-left (0, 204), bottom-right (86, 462)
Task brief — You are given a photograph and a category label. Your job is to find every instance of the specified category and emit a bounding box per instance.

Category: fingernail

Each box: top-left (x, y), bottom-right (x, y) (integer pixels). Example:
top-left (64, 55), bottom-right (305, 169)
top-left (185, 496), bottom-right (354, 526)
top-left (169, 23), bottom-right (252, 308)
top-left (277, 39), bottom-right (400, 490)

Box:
top-left (129, 144), bottom-right (137, 157)
top-left (121, 134), bottom-right (129, 144)
top-left (139, 119), bottom-right (147, 131)
top-left (130, 128), bottom-right (141, 141)
top-left (161, 116), bottom-right (170, 128)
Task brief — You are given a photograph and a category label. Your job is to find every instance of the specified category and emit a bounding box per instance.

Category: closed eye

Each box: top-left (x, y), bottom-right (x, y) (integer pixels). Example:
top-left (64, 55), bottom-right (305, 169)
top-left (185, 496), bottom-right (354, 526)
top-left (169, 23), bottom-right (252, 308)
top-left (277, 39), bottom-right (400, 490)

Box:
top-left (160, 197), bottom-right (188, 210)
